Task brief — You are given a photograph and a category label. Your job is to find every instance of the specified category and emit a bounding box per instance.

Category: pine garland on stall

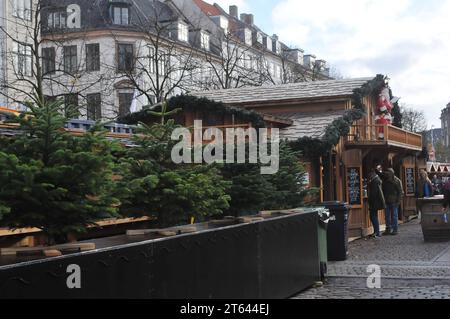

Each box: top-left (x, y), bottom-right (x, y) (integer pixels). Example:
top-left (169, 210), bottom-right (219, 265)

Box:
top-left (290, 74), bottom-right (387, 158)
top-left (119, 95), bottom-right (267, 128)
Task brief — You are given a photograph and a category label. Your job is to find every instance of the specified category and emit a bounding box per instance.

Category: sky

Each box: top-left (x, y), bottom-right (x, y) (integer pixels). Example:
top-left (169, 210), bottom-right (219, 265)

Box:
top-left (210, 0), bottom-right (450, 129)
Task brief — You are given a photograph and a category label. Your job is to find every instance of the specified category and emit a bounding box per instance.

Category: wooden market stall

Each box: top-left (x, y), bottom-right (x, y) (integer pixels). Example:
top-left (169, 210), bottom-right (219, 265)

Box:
top-left (193, 75), bottom-right (424, 238)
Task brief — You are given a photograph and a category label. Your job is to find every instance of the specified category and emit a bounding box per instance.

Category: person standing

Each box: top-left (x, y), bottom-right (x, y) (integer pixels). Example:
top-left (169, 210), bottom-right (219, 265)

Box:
top-left (367, 168), bottom-right (386, 238)
top-left (382, 168), bottom-right (404, 235)
top-left (417, 170), bottom-right (433, 198)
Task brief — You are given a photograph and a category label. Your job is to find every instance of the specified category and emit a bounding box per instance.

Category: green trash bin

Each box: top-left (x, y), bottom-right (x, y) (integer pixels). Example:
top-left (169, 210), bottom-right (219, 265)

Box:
top-left (317, 208), bottom-right (330, 280)
top-left (303, 207), bottom-right (329, 280)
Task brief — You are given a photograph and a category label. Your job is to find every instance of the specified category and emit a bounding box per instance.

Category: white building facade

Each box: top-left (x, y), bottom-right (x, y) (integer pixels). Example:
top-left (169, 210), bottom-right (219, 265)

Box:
top-left (0, 0), bottom-right (36, 109)
top-left (2, 0), bottom-right (331, 120)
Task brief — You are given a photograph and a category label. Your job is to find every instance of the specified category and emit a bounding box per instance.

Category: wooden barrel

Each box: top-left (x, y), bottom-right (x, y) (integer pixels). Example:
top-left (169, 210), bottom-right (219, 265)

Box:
top-left (418, 197), bottom-right (450, 242)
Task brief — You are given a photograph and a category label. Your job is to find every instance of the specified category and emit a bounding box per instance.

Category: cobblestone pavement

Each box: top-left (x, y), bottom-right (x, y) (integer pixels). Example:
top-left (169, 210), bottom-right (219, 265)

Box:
top-left (294, 219), bottom-right (450, 299)
top-left (294, 277), bottom-right (450, 299)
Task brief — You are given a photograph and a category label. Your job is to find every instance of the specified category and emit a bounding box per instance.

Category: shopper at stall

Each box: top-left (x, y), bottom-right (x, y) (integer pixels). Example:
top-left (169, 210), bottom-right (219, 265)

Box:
top-left (382, 168), bottom-right (404, 236)
top-left (442, 174), bottom-right (450, 211)
top-left (368, 168), bottom-right (386, 238)
top-left (432, 175), bottom-right (443, 195)
top-left (417, 170), bottom-right (434, 198)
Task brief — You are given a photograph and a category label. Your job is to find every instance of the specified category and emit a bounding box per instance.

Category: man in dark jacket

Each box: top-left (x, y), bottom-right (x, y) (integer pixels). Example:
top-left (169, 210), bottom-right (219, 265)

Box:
top-left (382, 168), bottom-right (404, 235)
top-left (368, 169), bottom-right (386, 238)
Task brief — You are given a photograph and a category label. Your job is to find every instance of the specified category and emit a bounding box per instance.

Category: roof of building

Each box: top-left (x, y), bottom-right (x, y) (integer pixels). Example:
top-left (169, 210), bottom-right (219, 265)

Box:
top-left (191, 77), bottom-right (374, 105)
top-left (279, 110), bottom-right (347, 140)
top-left (41, 0), bottom-right (179, 34)
top-left (192, 0), bottom-right (222, 16)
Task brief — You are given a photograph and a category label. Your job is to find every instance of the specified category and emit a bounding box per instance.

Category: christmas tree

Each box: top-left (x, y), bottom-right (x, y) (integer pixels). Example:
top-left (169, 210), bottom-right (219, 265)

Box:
top-left (117, 119), bottom-right (231, 227)
top-left (0, 100), bottom-right (120, 244)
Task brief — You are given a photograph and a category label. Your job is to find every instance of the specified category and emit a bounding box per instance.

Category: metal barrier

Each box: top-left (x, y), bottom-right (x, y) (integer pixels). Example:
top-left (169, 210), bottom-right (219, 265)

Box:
top-left (0, 211), bottom-right (320, 299)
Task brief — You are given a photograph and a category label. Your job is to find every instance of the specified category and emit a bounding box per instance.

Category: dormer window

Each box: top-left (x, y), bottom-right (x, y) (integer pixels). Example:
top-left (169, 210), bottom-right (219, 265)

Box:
top-left (256, 32), bottom-right (263, 44)
top-left (48, 10), bottom-right (67, 29)
top-left (264, 36), bottom-right (271, 50)
top-left (272, 41), bottom-right (281, 54)
top-left (200, 31), bottom-right (210, 51)
top-left (178, 23), bottom-right (188, 42)
top-left (244, 28), bottom-right (252, 46)
top-left (112, 6), bottom-right (129, 25)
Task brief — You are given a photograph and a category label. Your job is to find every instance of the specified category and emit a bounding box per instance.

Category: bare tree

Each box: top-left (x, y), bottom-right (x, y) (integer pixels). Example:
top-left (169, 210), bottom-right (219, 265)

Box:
top-left (0, 0), bottom-right (46, 107)
top-left (258, 48), bottom-right (333, 85)
top-left (0, 0), bottom-right (116, 117)
top-left (103, 1), bottom-right (200, 109)
top-left (401, 105), bottom-right (428, 133)
top-left (197, 30), bottom-right (266, 90)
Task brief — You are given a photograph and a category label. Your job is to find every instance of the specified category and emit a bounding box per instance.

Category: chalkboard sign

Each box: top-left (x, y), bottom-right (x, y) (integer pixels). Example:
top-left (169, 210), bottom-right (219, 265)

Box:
top-left (405, 167), bottom-right (416, 196)
top-left (347, 167), bottom-right (363, 208)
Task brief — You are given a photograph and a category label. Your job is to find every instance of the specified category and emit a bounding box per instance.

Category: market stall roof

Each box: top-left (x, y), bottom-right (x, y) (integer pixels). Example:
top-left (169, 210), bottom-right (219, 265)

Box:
top-left (278, 110), bottom-right (347, 140)
top-left (191, 77), bottom-right (374, 106)
top-left (427, 162), bottom-right (450, 174)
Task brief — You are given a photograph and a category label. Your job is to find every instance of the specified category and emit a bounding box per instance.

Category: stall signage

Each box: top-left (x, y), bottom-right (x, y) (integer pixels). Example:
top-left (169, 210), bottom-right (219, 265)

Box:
top-left (405, 167), bottom-right (416, 196)
top-left (347, 167), bottom-right (363, 208)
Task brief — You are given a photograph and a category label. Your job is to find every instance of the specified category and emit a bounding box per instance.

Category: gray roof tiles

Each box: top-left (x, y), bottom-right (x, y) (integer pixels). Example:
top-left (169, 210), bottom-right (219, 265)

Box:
top-left (278, 110), bottom-right (347, 140)
top-left (191, 77), bottom-right (374, 105)
top-left (191, 77), bottom-right (377, 141)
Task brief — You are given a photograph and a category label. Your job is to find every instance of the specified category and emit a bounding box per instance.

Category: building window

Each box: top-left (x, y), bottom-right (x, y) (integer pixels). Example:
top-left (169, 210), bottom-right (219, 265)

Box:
top-left (158, 52), bottom-right (167, 75)
top-left (112, 6), bottom-right (129, 25)
top-left (86, 43), bottom-right (100, 72)
top-left (16, 43), bottom-right (32, 77)
top-left (48, 11), bottom-right (66, 29)
top-left (86, 93), bottom-right (101, 121)
top-left (63, 45), bottom-right (78, 74)
top-left (244, 28), bottom-right (252, 46)
top-left (12, 0), bottom-right (32, 21)
top-left (200, 32), bottom-right (210, 51)
top-left (148, 47), bottom-right (167, 75)
top-left (64, 93), bottom-right (79, 118)
top-left (178, 23), bottom-right (188, 42)
top-left (118, 92), bottom-right (134, 117)
top-left (42, 47), bottom-right (56, 75)
top-left (256, 32), bottom-right (263, 44)
top-left (148, 46), bottom-right (155, 74)
top-left (117, 43), bottom-right (134, 72)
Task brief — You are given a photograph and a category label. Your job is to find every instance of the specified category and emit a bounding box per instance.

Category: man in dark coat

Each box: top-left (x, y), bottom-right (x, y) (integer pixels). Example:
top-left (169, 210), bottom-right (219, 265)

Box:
top-left (382, 168), bottom-right (404, 235)
top-left (368, 169), bottom-right (386, 237)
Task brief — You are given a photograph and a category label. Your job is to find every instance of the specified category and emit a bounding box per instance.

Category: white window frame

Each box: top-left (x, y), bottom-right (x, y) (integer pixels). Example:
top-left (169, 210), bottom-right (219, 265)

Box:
top-left (148, 46), bottom-right (155, 74)
top-left (13, 0), bottom-right (32, 21)
top-left (15, 43), bottom-right (32, 77)
top-left (113, 6), bottom-right (129, 25)
top-left (244, 28), bottom-right (252, 46)
top-left (200, 32), bottom-right (210, 51)
top-left (158, 51), bottom-right (168, 75)
top-left (48, 11), bottom-right (66, 29)
top-left (178, 23), bottom-right (188, 42)
top-left (256, 32), bottom-right (263, 44)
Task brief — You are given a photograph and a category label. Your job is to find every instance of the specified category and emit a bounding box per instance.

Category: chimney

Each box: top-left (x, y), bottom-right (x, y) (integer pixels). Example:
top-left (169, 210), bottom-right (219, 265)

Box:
top-left (229, 5), bottom-right (238, 18)
top-left (242, 13), bottom-right (254, 25)
top-left (272, 34), bottom-right (279, 41)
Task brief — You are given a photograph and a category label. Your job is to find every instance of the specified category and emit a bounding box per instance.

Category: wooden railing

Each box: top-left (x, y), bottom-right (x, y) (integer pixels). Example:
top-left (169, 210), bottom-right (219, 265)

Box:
top-left (347, 125), bottom-right (422, 149)
top-left (0, 122), bottom-right (133, 140)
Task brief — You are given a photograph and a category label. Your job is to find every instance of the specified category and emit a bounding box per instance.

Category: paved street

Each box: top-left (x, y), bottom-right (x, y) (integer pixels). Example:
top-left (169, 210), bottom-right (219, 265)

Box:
top-left (294, 219), bottom-right (450, 299)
